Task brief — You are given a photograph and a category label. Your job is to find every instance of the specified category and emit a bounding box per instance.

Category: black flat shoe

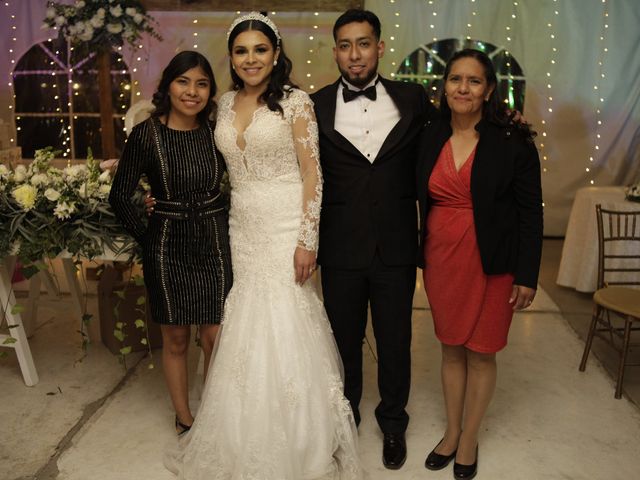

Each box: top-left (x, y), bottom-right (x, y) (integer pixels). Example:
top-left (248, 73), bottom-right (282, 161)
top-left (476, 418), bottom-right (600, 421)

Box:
top-left (453, 445), bottom-right (478, 479)
top-left (382, 432), bottom-right (407, 470)
top-left (425, 438), bottom-right (457, 471)
top-left (175, 415), bottom-right (192, 436)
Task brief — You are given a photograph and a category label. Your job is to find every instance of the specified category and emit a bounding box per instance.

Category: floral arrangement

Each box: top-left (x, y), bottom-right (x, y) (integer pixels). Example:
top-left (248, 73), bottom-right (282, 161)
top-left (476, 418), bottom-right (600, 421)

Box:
top-left (42, 0), bottom-right (161, 50)
top-left (626, 182), bottom-right (640, 203)
top-left (0, 147), bottom-right (138, 265)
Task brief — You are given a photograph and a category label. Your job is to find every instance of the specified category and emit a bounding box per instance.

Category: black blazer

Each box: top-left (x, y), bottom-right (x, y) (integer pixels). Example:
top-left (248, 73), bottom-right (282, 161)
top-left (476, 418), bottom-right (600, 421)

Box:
top-left (416, 117), bottom-right (543, 289)
top-left (311, 77), bottom-right (437, 269)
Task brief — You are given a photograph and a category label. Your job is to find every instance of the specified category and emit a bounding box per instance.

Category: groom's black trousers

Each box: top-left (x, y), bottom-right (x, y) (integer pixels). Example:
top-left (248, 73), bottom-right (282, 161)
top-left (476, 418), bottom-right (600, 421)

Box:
top-left (321, 252), bottom-right (415, 435)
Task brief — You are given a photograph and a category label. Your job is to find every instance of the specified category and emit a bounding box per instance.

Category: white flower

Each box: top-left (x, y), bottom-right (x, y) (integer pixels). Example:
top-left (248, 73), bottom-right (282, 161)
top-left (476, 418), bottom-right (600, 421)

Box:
top-left (12, 184), bottom-right (38, 210)
top-left (78, 182), bottom-right (88, 199)
top-left (46, 7), bottom-right (56, 19)
top-left (44, 188), bottom-right (61, 202)
top-left (133, 13), bottom-right (143, 24)
top-left (98, 170), bottom-right (111, 183)
top-left (63, 164), bottom-right (86, 180)
top-left (98, 184), bottom-right (111, 198)
top-left (54, 15), bottom-right (66, 26)
top-left (82, 23), bottom-right (94, 38)
top-left (54, 201), bottom-right (76, 220)
top-left (97, 8), bottom-right (106, 18)
top-left (76, 0), bottom-right (85, 7)
top-left (107, 23), bottom-right (123, 34)
top-left (90, 15), bottom-right (104, 29)
top-left (13, 165), bottom-right (27, 182)
top-left (0, 164), bottom-right (8, 176)
top-left (30, 173), bottom-right (49, 187)
top-left (110, 5), bottom-right (123, 17)
top-left (125, 7), bottom-right (137, 17)
top-left (9, 240), bottom-right (21, 256)
top-left (80, 29), bottom-right (93, 42)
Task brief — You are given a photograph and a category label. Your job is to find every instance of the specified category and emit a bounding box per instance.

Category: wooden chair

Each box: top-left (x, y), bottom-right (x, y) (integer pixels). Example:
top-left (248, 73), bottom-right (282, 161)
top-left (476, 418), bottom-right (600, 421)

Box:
top-left (579, 204), bottom-right (640, 398)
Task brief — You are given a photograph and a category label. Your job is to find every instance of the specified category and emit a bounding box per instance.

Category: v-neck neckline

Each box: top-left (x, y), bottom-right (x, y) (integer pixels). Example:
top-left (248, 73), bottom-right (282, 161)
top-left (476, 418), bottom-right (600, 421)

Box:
top-left (229, 90), bottom-right (266, 155)
top-left (447, 139), bottom-right (477, 175)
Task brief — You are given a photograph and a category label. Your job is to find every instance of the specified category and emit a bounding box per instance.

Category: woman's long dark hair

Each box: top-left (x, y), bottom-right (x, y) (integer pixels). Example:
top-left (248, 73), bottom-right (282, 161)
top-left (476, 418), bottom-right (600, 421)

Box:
top-left (227, 17), bottom-right (296, 115)
top-left (151, 51), bottom-right (217, 126)
top-left (440, 49), bottom-right (535, 140)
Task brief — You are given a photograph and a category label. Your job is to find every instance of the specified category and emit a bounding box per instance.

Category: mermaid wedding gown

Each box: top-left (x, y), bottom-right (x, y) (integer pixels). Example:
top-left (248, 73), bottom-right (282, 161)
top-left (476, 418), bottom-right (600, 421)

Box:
top-left (164, 88), bottom-right (362, 480)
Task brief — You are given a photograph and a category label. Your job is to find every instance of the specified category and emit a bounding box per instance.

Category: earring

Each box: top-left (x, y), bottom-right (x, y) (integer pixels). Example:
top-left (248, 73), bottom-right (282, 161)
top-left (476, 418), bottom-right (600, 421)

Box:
top-left (273, 60), bottom-right (277, 66)
top-left (232, 64), bottom-right (236, 71)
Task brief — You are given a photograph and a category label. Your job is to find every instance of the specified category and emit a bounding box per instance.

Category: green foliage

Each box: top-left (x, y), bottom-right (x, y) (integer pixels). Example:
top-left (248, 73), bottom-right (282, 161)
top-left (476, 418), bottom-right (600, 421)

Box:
top-left (0, 148), bottom-right (141, 265)
top-left (10, 304), bottom-right (25, 315)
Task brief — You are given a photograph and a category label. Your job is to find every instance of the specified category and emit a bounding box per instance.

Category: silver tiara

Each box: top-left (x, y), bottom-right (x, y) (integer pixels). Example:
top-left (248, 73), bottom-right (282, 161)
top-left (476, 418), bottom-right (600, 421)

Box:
top-left (226, 12), bottom-right (281, 44)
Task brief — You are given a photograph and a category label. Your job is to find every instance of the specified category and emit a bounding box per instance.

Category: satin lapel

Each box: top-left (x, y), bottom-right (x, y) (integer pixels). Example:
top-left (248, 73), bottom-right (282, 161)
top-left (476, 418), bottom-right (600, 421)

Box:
top-left (374, 77), bottom-right (417, 162)
top-left (314, 79), bottom-right (363, 158)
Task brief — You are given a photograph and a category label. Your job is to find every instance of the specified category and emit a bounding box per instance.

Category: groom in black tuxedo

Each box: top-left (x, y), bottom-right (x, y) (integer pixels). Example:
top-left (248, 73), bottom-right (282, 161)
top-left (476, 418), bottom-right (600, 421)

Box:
top-left (311, 9), bottom-right (436, 470)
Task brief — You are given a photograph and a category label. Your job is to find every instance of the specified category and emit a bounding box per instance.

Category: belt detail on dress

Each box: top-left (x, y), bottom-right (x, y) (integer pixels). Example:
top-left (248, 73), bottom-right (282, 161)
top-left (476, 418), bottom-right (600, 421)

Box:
top-left (152, 192), bottom-right (225, 220)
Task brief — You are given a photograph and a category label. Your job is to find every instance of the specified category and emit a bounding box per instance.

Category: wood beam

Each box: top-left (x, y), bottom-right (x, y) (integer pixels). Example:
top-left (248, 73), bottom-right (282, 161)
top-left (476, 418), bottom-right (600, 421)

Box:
top-left (141, 0), bottom-right (363, 12)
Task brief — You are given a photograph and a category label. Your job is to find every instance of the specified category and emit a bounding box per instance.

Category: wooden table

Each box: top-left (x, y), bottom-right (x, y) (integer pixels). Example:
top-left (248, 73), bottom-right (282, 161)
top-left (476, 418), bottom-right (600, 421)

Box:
top-left (556, 186), bottom-right (640, 292)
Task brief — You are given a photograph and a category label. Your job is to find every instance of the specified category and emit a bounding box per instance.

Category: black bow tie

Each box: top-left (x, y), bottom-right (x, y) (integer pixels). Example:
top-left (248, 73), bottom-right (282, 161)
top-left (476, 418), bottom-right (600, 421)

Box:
top-left (342, 82), bottom-right (377, 102)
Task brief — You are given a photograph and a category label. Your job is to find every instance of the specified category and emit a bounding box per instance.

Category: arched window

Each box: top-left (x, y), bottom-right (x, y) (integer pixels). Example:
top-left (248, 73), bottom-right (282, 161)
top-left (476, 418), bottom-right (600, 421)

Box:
top-left (396, 38), bottom-right (526, 112)
top-left (13, 37), bottom-right (131, 159)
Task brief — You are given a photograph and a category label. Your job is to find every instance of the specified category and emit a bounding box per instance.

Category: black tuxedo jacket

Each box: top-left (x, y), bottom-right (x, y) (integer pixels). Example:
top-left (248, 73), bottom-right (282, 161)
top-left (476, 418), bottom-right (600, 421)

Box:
top-left (311, 77), bottom-right (437, 269)
top-left (416, 117), bottom-right (543, 289)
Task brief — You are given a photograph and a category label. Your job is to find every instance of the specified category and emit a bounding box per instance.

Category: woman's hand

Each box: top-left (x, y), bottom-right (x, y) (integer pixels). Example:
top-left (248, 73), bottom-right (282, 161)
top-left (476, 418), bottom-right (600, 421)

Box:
top-left (509, 284), bottom-right (536, 310)
top-left (294, 246), bottom-right (317, 285)
top-left (144, 193), bottom-right (156, 216)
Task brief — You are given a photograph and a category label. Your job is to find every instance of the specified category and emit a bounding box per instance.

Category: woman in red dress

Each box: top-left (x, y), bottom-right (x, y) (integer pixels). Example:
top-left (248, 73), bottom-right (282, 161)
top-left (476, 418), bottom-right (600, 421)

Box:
top-left (416, 49), bottom-right (542, 479)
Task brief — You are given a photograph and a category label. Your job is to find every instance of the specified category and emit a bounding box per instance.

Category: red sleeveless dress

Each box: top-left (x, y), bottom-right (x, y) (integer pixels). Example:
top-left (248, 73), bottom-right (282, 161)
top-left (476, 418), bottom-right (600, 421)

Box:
top-left (423, 140), bottom-right (514, 353)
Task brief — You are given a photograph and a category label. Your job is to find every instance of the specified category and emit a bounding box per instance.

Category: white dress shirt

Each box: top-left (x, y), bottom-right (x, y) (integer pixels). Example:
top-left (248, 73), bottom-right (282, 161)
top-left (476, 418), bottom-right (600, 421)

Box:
top-left (334, 76), bottom-right (401, 163)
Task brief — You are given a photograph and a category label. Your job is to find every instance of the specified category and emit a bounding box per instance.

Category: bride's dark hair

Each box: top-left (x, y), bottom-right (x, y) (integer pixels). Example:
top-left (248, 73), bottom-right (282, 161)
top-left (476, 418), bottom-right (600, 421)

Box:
top-left (227, 17), bottom-right (297, 115)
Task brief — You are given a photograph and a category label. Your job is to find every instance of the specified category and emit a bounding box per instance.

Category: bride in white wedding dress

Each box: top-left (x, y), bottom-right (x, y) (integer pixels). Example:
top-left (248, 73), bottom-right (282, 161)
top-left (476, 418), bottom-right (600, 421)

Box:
top-left (164, 12), bottom-right (362, 480)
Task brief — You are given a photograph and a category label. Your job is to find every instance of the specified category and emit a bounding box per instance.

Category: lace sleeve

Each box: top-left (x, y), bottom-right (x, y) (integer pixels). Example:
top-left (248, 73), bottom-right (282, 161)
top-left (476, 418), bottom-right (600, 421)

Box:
top-left (290, 90), bottom-right (322, 252)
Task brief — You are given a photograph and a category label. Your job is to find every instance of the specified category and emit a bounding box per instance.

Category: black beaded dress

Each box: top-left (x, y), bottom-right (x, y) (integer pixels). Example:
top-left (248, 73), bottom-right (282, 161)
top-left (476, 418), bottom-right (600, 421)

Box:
top-left (109, 117), bottom-right (232, 325)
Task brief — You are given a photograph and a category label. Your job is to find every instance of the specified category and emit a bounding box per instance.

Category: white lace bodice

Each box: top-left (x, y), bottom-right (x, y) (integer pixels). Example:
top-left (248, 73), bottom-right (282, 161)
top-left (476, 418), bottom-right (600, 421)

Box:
top-left (215, 88), bottom-right (322, 251)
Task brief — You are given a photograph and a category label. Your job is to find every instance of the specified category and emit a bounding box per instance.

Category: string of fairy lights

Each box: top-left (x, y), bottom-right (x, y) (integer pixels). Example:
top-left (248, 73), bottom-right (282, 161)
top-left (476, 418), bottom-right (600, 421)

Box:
top-left (306, 11), bottom-right (320, 91)
top-left (466, 0), bottom-right (477, 41)
top-left (0, 0), bottom-right (615, 186)
top-left (4, 1), bottom-right (17, 147)
top-left (385, 0), bottom-right (403, 79)
top-left (538, 0), bottom-right (560, 186)
top-left (589, 0), bottom-right (609, 186)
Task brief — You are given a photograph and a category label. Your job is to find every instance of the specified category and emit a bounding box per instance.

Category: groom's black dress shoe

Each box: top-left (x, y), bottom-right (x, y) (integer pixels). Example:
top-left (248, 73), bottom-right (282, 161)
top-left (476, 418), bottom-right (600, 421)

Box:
top-left (382, 433), bottom-right (406, 470)
top-left (453, 445), bottom-right (478, 479)
top-left (425, 438), bottom-right (456, 470)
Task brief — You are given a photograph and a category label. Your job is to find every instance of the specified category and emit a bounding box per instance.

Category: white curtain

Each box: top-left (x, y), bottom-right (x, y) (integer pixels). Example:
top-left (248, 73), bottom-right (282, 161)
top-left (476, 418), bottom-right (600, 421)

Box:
top-left (1, 0), bottom-right (639, 235)
top-left (367, 0), bottom-right (640, 235)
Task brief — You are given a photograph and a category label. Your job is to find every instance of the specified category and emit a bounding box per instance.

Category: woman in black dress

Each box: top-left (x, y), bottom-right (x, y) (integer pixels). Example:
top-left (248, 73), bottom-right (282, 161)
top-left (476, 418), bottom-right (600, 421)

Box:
top-left (109, 51), bottom-right (232, 435)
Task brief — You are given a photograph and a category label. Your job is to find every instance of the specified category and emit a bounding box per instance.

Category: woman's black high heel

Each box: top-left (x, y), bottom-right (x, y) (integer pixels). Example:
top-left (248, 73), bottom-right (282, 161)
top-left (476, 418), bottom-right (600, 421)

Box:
top-left (425, 438), bottom-right (457, 470)
top-left (453, 445), bottom-right (478, 479)
top-left (175, 415), bottom-right (192, 436)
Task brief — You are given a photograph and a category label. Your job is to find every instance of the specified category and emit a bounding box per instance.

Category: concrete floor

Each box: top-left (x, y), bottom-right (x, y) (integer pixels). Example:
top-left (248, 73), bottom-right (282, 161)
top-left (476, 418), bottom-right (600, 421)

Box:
top-left (2, 239), bottom-right (640, 479)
